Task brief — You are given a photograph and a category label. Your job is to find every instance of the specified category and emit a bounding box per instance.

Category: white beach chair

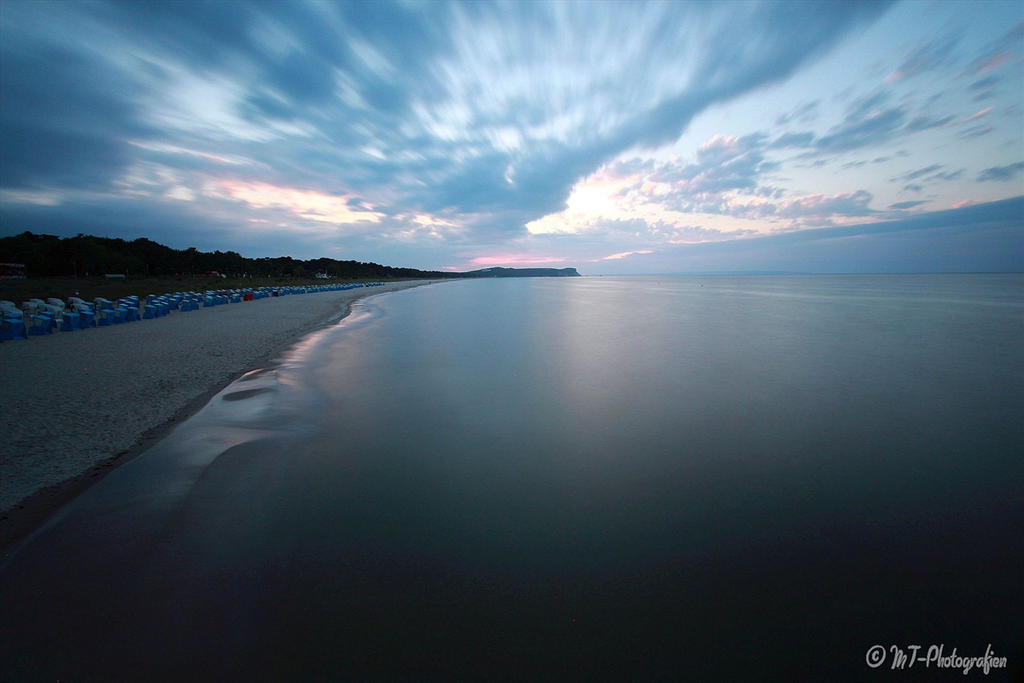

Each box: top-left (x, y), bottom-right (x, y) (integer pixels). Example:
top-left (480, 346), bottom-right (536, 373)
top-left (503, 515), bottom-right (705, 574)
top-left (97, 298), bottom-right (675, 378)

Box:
top-left (21, 299), bottom-right (47, 317)
top-left (42, 303), bottom-right (65, 321)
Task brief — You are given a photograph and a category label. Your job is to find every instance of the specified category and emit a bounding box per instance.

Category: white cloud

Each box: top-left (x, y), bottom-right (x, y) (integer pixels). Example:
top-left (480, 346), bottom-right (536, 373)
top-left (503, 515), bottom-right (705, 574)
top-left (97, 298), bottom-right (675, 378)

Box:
top-left (601, 249), bottom-right (654, 261)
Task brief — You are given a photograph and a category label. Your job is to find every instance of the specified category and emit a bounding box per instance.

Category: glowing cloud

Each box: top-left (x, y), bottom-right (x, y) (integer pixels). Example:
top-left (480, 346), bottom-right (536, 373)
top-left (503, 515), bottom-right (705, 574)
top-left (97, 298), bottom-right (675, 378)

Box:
top-left (526, 169), bottom-right (644, 235)
top-left (213, 181), bottom-right (384, 225)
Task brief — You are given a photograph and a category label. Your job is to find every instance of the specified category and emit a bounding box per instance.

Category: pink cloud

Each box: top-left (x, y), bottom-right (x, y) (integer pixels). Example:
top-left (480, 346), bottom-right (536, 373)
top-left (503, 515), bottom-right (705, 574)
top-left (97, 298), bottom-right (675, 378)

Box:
top-left (952, 199), bottom-right (982, 209)
top-left (469, 254), bottom-right (568, 266)
top-left (961, 107), bottom-right (994, 124)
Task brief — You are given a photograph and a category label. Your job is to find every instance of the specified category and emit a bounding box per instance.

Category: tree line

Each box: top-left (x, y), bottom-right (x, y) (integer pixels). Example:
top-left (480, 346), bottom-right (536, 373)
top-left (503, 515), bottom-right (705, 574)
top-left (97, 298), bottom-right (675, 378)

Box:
top-left (0, 232), bottom-right (455, 280)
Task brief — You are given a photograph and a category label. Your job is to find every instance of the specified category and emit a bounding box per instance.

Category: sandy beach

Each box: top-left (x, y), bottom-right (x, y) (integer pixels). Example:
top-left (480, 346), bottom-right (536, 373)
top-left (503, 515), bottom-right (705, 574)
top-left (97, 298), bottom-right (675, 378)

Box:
top-left (0, 280), bottom-right (436, 546)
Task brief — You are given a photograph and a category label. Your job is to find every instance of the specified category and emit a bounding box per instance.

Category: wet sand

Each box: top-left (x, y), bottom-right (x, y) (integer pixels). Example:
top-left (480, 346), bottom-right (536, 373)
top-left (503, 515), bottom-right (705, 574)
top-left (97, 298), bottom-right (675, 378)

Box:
top-left (0, 280), bottom-right (437, 550)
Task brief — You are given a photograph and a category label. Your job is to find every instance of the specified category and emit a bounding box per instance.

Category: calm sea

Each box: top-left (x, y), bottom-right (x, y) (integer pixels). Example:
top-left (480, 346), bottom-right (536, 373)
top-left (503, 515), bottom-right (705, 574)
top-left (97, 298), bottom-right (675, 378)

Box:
top-left (3, 274), bottom-right (1022, 680)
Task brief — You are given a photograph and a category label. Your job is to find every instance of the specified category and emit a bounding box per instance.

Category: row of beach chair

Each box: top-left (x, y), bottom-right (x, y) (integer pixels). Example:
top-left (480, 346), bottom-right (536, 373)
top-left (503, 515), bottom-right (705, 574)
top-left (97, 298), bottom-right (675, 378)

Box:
top-left (0, 283), bottom-right (384, 342)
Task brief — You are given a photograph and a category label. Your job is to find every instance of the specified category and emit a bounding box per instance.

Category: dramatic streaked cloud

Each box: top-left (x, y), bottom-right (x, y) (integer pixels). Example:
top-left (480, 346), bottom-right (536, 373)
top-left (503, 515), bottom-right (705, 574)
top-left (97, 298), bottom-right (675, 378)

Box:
top-left (978, 161), bottom-right (1024, 182)
top-left (1, 0), bottom-right (1022, 273)
top-left (885, 33), bottom-right (959, 83)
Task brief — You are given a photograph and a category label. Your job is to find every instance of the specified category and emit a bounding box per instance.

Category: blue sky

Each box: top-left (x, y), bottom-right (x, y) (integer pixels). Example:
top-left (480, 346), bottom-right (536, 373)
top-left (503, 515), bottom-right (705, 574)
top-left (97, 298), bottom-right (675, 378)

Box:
top-left (1, 0), bottom-right (1021, 273)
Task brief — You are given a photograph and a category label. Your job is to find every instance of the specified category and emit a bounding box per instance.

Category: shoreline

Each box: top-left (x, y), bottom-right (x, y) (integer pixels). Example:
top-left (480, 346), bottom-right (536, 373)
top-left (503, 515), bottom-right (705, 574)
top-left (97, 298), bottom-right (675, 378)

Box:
top-left (0, 279), bottom-right (439, 553)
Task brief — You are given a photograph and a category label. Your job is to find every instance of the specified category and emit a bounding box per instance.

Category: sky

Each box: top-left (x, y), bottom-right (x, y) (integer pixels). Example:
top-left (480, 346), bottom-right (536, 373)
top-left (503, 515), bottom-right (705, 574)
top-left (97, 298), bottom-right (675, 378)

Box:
top-left (1, 0), bottom-right (1022, 274)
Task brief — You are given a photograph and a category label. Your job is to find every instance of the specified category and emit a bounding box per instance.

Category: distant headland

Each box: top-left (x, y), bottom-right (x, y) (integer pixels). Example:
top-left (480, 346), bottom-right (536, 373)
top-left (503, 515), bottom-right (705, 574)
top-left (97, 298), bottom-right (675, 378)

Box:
top-left (464, 266), bottom-right (580, 278)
